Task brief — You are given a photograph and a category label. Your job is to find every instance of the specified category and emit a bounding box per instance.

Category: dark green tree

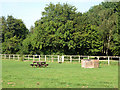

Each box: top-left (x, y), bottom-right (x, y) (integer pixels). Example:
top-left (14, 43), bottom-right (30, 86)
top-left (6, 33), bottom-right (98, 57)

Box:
top-left (86, 2), bottom-right (119, 55)
top-left (2, 15), bottom-right (29, 54)
top-left (22, 3), bottom-right (79, 55)
top-left (22, 2), bottom-right (119, 56)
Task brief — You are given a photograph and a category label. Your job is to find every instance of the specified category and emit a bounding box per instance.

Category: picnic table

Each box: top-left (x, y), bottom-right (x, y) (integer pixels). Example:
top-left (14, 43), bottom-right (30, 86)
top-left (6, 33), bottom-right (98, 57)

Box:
top-left (30, 61), bottom-right (48, 68)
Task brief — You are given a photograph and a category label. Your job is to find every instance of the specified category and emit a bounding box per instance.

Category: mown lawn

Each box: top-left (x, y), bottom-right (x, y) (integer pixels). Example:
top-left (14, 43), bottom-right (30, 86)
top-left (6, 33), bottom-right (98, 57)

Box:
top-left (2, 59), bottom-right (118, 88)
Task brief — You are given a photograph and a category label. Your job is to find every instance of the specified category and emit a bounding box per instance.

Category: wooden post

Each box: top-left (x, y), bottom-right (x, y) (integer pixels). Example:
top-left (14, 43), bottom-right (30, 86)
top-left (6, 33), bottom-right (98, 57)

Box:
top-left (13, 55), bottom-right (15, 60)
top-left (39, 55), bottom-right (40, 61)
top-left (79, 56), bottom-right (80, 63)
top-left (45, 55), bottom-right (46, 62)
top-left (70, 56), bottom-right (71, 62)
top-left (88, 56), bottom-right (89, 59)
top-left (27, 55), bottom-right (29, 60)
top-left (62, 56), bottom-right (64, 62)
top-left (98, 57), bottom-right (99, 60)
top-left (18, 55), bottom-right (19, 61)
top-left (58, 55), bottom-right (59, 62)
top-left (108, 56), bottom-right (110, 65)
top-left (70, 56), bottom-right (72, 63)
top-left (9, 55), bottom-right (10, 60)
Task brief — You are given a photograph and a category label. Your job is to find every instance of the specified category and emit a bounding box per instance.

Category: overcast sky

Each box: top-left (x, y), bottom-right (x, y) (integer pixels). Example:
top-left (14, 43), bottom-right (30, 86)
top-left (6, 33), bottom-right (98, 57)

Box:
top-left (0, 0), bottom-right (104, 29)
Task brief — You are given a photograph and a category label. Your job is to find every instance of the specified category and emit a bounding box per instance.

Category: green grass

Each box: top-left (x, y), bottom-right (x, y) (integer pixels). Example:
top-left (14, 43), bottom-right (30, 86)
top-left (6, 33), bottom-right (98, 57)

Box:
top-left (2, 59), bottom-right (118, 88)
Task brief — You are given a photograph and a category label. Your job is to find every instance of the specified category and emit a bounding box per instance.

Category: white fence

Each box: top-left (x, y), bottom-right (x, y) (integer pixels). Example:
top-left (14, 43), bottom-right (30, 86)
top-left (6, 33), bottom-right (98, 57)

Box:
top-left (0, 54), bottom-right (120, 65)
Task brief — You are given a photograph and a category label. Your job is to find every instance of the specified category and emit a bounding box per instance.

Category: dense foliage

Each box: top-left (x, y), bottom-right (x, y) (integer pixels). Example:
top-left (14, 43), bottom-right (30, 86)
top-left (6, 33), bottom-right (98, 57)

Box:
top-left (1, 2), bottom-right (120, 55)
top-left (1, 16), bottom-right (29, 54)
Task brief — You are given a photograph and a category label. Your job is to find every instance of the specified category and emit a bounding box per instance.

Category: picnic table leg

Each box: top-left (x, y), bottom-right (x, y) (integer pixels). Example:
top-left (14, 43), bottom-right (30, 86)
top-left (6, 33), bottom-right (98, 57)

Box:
top-left (45, 64), bottom-right (48, 67)
top-left (39, 64), bottom-right (41, 68)
top-left (33, 63), bottom-right (38, 67)
top-left (30, 64), bottom-right (34, 67)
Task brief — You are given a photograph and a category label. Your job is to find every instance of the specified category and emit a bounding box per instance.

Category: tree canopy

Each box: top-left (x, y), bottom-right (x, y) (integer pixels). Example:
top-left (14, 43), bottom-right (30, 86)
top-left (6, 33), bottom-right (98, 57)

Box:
top-left (1, 2), bottom-right (120, 56)
top-left (1, 16), bottom-right (29, 54)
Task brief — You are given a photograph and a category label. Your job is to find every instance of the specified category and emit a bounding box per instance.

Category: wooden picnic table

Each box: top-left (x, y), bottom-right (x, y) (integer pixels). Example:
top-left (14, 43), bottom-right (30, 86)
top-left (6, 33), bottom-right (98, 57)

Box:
top-left (30, 61), bottom-right (48, 68)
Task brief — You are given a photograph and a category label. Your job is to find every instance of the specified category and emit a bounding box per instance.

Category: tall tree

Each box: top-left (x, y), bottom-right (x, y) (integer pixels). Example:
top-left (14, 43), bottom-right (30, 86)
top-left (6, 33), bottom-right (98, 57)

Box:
top-left (2, 15), bottom-right (29, 54)
top-left (22, 2), bottom-right (119, 56)
top-left (22, 3), bottom-right (80, 55)
top-left (86, 2), bottom-right (118, 55)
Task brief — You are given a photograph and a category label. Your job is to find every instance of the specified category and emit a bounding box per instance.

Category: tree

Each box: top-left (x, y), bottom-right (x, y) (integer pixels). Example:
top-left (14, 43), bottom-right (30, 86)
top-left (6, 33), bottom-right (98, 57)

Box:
top-left (29, 25), bottom-right (34, 34)
top-left (21, 2), bottom-right (119, 56)
top-left (86, 2), bottom-right (118, 55)
top-left (2, 15), bottom-right (29, 54)
top-left (22, 3), bottom-right (80, 55)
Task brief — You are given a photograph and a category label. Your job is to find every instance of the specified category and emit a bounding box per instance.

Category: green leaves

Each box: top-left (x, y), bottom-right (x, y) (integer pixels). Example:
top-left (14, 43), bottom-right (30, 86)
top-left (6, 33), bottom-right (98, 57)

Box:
top-left (21, 2), bottom-right (119, 55)
top-left (2, 2), bottom-right (119, 56)
top-left (26, 3), bottom-right (79, 55)
top-left (2, 15), bottom-right (29, 54)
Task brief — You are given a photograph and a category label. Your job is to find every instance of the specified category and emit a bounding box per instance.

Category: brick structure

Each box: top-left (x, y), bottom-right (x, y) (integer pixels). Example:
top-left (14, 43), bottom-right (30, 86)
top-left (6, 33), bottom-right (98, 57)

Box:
top-left (81, 59), bottom-right (99, 68)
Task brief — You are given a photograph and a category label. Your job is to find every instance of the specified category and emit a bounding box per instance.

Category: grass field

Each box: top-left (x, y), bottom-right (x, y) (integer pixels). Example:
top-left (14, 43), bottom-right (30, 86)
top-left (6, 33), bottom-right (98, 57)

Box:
top-left (2, 59), bottom-right (118, 88)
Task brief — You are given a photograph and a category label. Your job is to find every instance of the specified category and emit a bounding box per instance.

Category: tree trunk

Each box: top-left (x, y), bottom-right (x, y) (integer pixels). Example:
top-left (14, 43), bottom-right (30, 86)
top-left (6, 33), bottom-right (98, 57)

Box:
top-left (103, 43), bottom-right (106, 55)
top-left (107, 33), bottom-right (111, 56)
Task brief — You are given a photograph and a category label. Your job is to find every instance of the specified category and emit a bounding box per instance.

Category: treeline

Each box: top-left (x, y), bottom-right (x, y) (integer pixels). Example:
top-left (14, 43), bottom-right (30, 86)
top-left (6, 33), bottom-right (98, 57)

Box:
top-left (1, 2), bottom-right (120, 56)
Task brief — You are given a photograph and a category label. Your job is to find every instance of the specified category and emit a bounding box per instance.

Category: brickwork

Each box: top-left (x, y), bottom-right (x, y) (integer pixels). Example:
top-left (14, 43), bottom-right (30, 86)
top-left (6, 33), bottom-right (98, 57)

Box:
top-left (81, 59), bottom-right (99, 68)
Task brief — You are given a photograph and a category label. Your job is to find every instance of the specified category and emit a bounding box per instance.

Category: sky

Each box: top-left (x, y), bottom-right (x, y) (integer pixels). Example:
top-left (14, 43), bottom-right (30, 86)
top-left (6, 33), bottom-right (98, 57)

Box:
top-left (0, 0), bottom-right (104, 29)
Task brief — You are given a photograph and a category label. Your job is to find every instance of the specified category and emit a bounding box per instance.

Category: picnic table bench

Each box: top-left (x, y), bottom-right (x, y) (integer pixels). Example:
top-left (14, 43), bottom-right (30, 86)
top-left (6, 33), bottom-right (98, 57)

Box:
top-left (30, 61), bottom-right (48, 68)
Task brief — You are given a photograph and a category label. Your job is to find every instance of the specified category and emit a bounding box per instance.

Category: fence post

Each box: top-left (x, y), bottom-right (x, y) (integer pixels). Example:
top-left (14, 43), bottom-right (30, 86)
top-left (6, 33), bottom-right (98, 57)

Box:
top-left (108, 56), bottom-right (110, 65)
top-left (79, 56), bottom-right (80, 63)
top-left (9, 55), bottom-right (10, 60)
top-left (62, 56), bottom-right (64, 62)
top-left (58, 55), bottom-right (59, 62)
top-left (18, 55), bottom-right (19, 61)
top-left (13, 55), bottom-right (15, 60)
top-left (28, 55), bottom-right (29, 60)
top-left (39, 55), bottom-right (40, 61)
top-left (98, 57), bottom-right (99, 60)
top-left (88, 56), bottom-right (89, 59)
top-left (45, 55), bottom-right (46, 62)
top-left (70, 56), bottom-right (72, 63)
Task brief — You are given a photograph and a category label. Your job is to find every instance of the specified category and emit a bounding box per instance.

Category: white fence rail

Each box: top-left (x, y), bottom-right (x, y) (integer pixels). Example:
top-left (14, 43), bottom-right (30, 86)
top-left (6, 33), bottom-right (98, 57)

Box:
top-left (0, 54), bottom-right (120, 65)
